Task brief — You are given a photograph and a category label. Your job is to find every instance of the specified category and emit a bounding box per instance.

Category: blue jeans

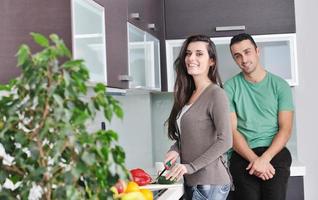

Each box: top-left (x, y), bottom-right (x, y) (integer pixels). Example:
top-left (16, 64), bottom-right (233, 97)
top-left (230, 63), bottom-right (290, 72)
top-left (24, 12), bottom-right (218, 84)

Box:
top-left (185, 184), bottom-right (230, 200)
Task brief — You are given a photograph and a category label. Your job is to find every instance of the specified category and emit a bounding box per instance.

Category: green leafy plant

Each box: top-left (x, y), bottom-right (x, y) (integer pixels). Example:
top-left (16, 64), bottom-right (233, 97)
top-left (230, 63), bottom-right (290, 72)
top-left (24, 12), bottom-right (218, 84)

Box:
top-left (0, 33), bottom-right (128, 199)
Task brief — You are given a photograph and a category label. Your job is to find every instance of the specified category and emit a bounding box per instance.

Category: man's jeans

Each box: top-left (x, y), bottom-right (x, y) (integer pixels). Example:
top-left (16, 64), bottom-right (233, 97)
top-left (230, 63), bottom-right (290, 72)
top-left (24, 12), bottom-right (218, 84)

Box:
top-left (184, 184), bottom-right (230, 200)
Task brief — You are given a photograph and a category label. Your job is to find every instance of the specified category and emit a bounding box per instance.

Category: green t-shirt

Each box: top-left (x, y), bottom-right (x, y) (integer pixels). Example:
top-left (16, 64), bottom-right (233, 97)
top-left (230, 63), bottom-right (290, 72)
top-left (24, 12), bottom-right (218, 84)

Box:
top-left (224, 72), bottom-right (294, 149)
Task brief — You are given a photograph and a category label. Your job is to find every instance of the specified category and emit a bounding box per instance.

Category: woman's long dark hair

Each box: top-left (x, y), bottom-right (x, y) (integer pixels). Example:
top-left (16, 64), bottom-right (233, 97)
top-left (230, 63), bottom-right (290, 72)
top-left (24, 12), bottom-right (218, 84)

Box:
top-left (167, 35), bottom-right (223, 141)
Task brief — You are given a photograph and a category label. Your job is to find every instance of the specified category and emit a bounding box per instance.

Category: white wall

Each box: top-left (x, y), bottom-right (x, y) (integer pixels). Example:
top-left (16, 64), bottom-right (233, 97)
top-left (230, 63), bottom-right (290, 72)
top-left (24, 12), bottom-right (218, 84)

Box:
top-left (87, 92), bottom-right (154, 170)
top-left (109, 93), bottom-right (153, 170)
top-left (294, 0), bottom-right (318, 199)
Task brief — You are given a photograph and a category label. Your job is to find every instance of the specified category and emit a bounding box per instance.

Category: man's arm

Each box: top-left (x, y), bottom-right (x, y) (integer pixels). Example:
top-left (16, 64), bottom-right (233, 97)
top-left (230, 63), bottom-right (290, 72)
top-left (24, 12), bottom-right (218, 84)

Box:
top-left (259, 111), bottom-right (293, 163)
top-left (230, 112), bottom-right (258, 162)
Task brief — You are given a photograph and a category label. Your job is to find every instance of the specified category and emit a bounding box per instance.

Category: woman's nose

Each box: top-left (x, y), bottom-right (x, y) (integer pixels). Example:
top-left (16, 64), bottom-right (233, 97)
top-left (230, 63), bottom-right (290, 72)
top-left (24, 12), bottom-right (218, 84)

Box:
top-left (189, 54), bottom-right (196, 61)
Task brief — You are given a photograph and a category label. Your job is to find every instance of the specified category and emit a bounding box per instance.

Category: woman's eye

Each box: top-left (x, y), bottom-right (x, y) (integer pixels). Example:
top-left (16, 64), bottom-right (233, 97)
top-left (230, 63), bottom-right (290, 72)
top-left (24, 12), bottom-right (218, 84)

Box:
top-left (196, 53), bottom-right (203, 56)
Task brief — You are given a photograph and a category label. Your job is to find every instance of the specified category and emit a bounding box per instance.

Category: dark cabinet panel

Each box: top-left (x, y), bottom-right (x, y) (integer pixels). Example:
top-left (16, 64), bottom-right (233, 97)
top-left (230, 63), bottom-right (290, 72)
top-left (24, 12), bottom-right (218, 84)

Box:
top-left (98, 0), bottom-right (129, 88)
top-left (165, 0), bottom-right (296, 39)
top-left (128, 0), bottom-right (166, 90)
top-left (286, 176), bottom-right (304, 200)
top-left (0, 0), bottom-right (129, 88)
top-left (226, 176), bottom-right (304, 200)
top-left (128, 0), bottom-right (164, 39)
top-left (127, 0), bottom-right (145, 29)
top-left (0, 0), bottom-right (72, 84)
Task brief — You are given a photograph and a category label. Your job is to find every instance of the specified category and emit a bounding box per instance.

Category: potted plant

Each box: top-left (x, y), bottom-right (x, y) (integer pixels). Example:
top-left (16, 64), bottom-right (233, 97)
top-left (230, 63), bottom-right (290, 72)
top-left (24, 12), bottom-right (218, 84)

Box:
top-left (0, 33), bottom-right (128, 199)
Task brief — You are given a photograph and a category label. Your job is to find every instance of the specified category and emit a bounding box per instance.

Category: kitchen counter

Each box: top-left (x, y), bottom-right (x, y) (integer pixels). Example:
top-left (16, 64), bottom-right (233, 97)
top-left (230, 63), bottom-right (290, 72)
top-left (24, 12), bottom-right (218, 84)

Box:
top-left (290, 160), bottom-right (306, 176)
top-left (140, 183), bottom-right (183, 200)
top-left (140, 160), bottom-right (305, 200)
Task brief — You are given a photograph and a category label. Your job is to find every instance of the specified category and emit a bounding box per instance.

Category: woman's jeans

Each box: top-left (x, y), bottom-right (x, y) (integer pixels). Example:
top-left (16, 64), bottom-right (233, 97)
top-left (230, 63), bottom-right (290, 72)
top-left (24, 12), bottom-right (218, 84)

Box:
top-left (184, 184), bottom-right (230, 200)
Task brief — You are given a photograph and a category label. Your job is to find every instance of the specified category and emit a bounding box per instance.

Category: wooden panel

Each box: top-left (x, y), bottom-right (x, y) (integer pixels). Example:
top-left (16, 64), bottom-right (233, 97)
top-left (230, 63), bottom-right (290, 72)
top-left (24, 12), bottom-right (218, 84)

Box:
top-left (0, 0), bottom-right (71, 84)
top-left (226, 176), bottom-right (304, 200)
top-left (286, 176), bottom-right (304, 200)
top-left (165, 0), bottom-right (296, 39)
top-left (97, 0), bottom-right (129, 88)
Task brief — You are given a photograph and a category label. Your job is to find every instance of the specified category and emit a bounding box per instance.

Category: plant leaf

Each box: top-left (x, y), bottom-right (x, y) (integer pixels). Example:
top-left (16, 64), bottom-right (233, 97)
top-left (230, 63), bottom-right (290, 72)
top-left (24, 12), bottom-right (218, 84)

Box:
top-left (94, 83), bottom-right (106, 93)
top-left (16, 44), bottom-right (30, 66)
top-left (113, 104), bottom-right (123, 119)
top-left (30, 32), bottom-right (49, 47)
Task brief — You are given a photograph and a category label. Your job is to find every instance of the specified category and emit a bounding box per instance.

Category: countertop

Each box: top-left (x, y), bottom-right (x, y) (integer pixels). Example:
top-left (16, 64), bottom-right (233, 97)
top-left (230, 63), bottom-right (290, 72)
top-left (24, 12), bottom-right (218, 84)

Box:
top-left (290, 160), bottom-right (306, 176)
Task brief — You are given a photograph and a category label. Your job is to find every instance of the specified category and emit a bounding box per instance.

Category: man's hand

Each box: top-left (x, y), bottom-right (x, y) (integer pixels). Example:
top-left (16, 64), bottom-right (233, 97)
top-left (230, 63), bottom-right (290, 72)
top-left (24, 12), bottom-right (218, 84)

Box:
top-left (247, 155), bottom-right (275, 181)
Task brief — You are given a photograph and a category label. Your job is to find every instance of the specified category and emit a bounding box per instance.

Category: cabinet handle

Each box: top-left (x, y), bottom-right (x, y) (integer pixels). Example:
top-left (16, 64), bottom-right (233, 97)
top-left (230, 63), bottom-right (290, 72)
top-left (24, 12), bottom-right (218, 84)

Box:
top-left (215, 25), bottom-right (246, 32)
top-left (118, 75), bottom-right (133, 81)
top-left (147, 23), bottom-right (156, 30)
top-left (130, 13), bottom-right (140, 20)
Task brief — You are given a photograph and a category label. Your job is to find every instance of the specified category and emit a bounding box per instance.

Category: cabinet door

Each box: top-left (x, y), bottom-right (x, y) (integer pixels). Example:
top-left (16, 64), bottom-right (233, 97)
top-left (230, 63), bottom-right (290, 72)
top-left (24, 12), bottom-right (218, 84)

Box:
top-left (214, 34), bottom-right (298, 85)
top-left (145, 33), bottom-right (161, 89)
top-left (72, 0), bottom-right (107, 84)
top-left (102, 0), bottom-right (129, 89)
top-left (0, 0), bottom-right (71, 84)
top-left (128, 23), bottom-right (161, 90)
top-left (128, 0), bottom-right (164, 39)
top-left (127, 0), bottom-right (145, 29)
top-left (128, 23), bottom-right (147, 88)
top-left (166, 34), bottom-right (298, 91)
top-left (165, 0), bottom-right (295, 39)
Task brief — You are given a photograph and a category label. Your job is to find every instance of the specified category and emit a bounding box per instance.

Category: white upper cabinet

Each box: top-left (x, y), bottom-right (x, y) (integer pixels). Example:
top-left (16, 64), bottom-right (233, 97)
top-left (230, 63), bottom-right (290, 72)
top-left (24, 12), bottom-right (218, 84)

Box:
top-left (71, 0), bottom-right (107, 84)
top-left (166, 33), bottom-right (298, 92)
top-left (127, 23), bottom-right (161, 90)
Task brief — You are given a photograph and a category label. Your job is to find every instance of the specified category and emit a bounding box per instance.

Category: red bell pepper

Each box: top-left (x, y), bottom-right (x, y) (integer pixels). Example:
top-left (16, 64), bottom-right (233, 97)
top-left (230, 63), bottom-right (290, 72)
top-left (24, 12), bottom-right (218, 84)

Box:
top-left (130, 168), bottom-right (152, 186)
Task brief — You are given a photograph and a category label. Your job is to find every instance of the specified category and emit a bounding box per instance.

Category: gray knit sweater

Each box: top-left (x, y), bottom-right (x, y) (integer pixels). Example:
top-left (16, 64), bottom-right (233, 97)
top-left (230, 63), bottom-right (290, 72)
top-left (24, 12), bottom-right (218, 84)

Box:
top-left (169, 84), bottom-right (232, 186)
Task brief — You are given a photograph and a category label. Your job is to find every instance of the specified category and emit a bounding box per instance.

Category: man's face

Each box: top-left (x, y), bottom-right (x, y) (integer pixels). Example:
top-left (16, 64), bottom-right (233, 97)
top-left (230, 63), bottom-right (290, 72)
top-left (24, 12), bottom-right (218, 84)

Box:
top-left (230, 39), bottom-right (260, 75)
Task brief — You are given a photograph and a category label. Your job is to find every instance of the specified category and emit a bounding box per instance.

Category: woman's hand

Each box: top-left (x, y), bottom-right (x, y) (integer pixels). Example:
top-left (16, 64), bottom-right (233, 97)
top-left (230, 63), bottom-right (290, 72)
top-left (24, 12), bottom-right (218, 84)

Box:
top-left (165, 163), bottom-right (187, 181)
top-left (164, 150), bottom-right (179, 169)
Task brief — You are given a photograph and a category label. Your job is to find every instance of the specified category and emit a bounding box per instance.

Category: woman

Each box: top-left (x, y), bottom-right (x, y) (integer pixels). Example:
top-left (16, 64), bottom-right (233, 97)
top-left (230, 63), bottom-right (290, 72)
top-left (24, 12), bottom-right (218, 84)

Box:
top-left (164, 35), bottom-right (232, 200)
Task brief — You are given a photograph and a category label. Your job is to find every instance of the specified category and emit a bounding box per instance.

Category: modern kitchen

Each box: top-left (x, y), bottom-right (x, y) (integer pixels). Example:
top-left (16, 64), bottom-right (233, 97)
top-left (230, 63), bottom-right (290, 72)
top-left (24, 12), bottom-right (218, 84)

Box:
top-left (0, 0), bottom-right (317, 199)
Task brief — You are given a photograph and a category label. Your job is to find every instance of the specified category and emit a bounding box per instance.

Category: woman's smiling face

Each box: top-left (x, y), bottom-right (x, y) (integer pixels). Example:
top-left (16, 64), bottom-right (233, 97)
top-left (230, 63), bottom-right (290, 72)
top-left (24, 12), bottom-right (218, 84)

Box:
top-left (185, 41), bottom-right (214, 77)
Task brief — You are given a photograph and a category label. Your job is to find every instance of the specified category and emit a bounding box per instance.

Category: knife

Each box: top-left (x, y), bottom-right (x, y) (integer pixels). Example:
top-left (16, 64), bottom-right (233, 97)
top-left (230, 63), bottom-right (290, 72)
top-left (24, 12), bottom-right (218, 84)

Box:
top-left (155, 160), bottom-right (172, 180)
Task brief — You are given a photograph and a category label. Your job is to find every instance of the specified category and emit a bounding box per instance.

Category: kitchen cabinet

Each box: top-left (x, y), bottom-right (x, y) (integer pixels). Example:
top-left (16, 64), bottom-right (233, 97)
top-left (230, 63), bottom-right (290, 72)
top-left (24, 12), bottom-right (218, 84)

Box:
top-left (128, 0), bottom-right (167, 90)
top-left (166, 33), bottom-right (298, 91)
top-left (227, 176), bottom-right (304, 200)
top-left (127, 23), bottom-right (161, 90)
top-left (102, 0), bottom-right (129, 88)
top-left (164, 0), bottom-right (296, 39)
top-left (72, 0), bottom-right (107, 84)
top-left (80, 0), bottom-right (129, 89)
top-left (0, 0), bottom-right (72, 84)
top-left (128, 0), bottom-right (164, 39)
top-left (0, 0), bottom-right (129, 88)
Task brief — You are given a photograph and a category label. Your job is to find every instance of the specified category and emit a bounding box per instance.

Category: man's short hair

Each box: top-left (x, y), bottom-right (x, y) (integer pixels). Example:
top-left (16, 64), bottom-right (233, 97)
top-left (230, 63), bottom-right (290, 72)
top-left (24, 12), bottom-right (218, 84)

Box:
top-left (230, 33), bottom-right (257, 49)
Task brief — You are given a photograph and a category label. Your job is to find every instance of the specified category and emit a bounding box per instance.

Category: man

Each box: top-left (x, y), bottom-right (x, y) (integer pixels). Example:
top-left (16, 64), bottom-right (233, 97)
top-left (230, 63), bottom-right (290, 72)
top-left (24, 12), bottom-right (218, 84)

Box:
top-left (224, 33), bottom-right (294, 200)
